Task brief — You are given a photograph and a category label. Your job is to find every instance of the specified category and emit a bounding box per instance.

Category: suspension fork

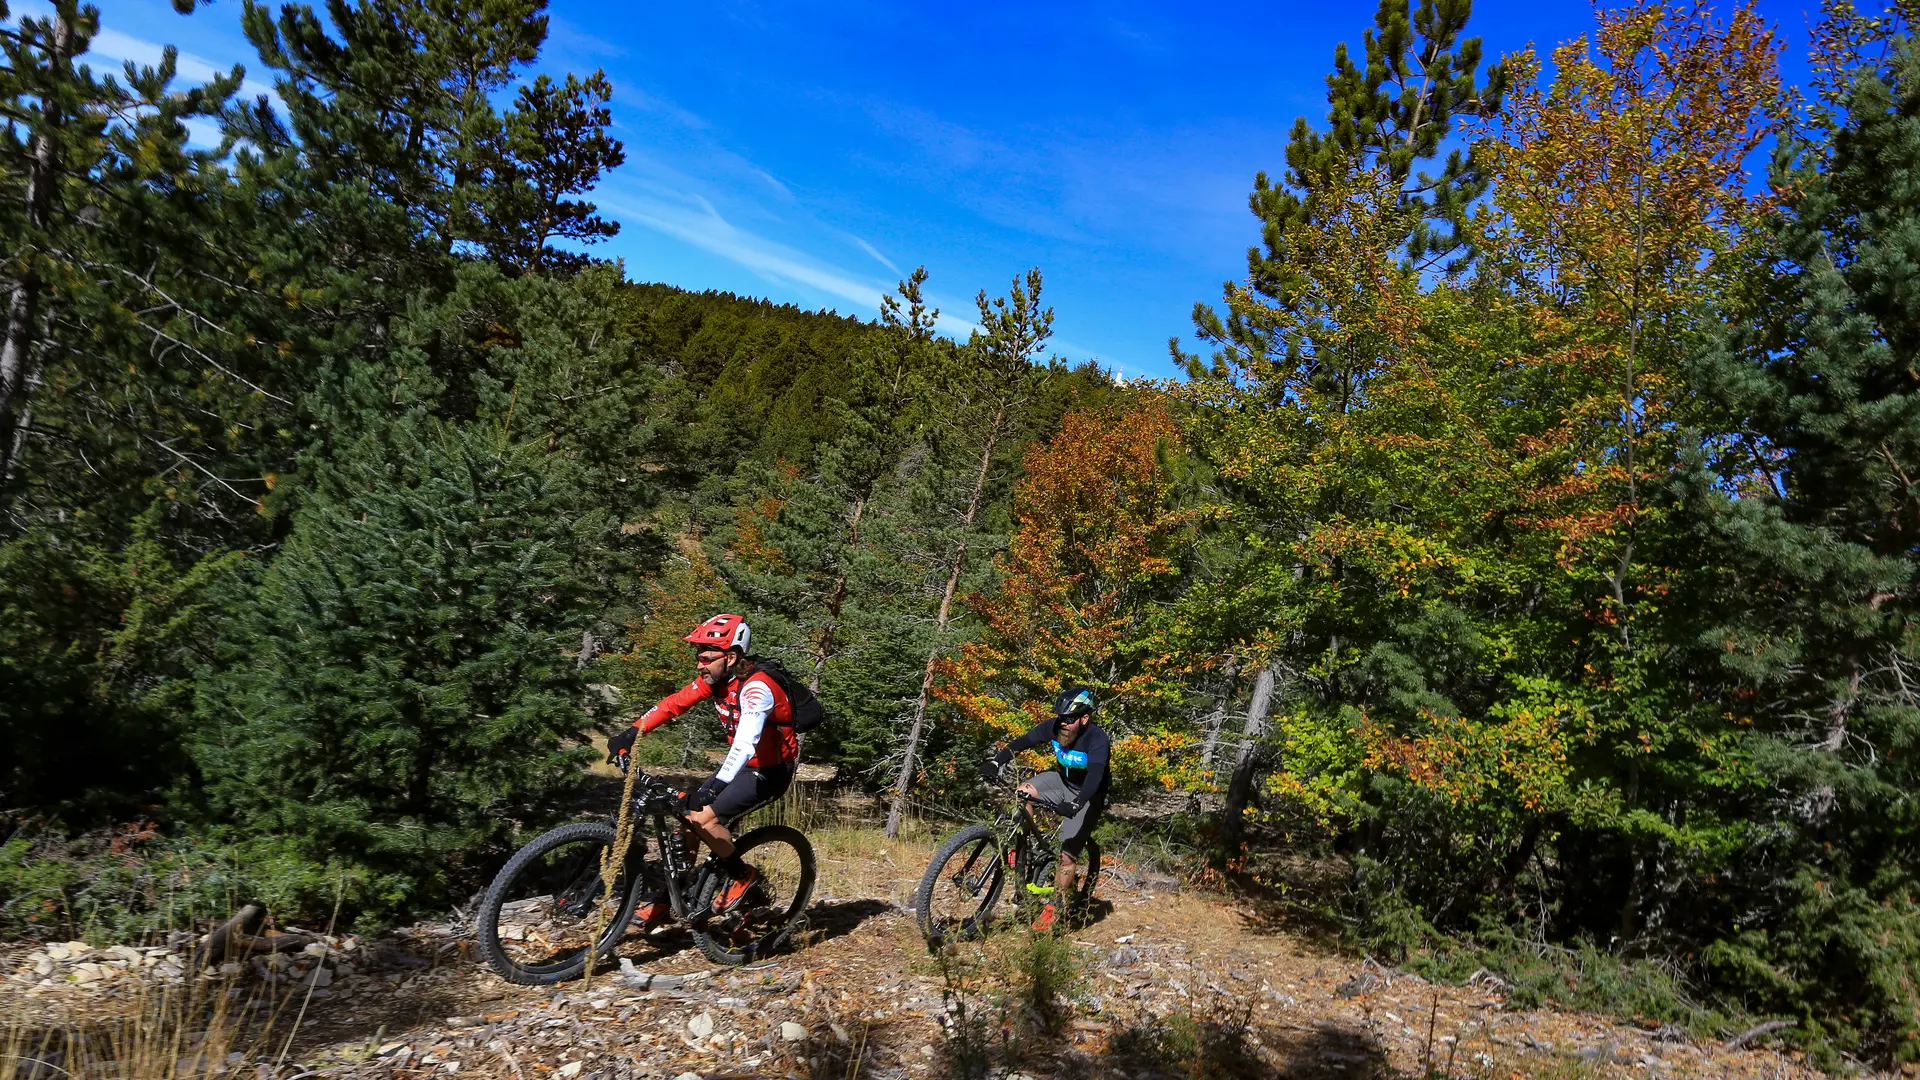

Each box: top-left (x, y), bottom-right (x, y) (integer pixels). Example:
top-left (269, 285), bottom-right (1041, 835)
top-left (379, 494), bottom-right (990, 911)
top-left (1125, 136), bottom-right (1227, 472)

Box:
top-left (656, 815), bottom-right (699, 919)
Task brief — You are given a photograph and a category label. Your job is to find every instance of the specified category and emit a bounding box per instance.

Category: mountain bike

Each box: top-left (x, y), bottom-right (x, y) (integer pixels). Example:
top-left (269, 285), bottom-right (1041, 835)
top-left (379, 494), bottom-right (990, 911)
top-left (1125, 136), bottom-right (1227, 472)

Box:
top-left (913, 767), bottom-right (1101, 945)
top-left (477, 761), bottom-right (816, 984)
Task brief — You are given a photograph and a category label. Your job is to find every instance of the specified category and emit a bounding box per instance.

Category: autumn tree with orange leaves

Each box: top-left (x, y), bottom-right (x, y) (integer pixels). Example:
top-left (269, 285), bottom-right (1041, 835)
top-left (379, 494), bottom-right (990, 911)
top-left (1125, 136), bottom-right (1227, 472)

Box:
top-left (1171, 0), bottom-right (1822, 996)
top-left (937, 395), bottom-right (1212, 784)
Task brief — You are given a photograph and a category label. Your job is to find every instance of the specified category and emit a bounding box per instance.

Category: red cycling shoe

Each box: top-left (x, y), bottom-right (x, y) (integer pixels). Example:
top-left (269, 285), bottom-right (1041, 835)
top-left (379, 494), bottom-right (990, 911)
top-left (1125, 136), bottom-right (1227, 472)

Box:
top-left (712, 866), bottom-right (758, 912)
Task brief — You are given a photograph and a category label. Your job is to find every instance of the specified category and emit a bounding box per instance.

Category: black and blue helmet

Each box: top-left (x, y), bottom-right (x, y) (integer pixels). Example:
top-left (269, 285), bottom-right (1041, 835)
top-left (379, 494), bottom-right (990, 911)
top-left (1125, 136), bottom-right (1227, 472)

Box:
top-left (1052, 685), bottom-right (1097, 719)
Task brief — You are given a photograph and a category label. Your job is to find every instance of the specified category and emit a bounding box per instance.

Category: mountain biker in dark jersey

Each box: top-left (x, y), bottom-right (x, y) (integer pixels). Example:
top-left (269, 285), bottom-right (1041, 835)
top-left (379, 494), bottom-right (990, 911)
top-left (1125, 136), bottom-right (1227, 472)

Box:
top-left (606, 614), bottom-right (799, 927)
top-left (982, 685), bottom-right (1111, 931)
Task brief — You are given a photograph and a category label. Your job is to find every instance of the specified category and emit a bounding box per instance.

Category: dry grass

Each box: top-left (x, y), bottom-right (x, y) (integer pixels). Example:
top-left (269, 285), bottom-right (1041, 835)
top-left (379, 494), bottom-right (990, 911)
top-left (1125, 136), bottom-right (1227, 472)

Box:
top-left (1, 966), bottom-right (309, 1080)
top-left (799, 797), bottom-right (941, 908)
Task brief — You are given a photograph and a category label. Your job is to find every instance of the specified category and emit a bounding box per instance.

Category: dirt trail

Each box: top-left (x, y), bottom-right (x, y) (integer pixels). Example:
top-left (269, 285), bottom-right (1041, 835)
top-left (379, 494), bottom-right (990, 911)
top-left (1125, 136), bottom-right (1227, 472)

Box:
top-left (4, 827), bottom-right (1842, 1080)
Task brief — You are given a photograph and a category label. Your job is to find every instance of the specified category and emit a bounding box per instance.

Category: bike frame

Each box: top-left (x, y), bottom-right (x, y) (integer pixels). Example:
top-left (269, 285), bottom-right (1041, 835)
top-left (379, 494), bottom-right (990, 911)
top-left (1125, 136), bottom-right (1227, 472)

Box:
top-left (610, 766), bottom-right (720, 925)
top-left (991, 774), bottom-right (1063, 900)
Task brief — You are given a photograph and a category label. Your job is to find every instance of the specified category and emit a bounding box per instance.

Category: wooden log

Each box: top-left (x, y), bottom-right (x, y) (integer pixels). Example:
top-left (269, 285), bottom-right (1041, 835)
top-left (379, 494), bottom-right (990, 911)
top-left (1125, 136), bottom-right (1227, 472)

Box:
top-left (1725, 1018), bottom-right (1797, 1050)
top-left (195, 903), bottom-right (265, 969)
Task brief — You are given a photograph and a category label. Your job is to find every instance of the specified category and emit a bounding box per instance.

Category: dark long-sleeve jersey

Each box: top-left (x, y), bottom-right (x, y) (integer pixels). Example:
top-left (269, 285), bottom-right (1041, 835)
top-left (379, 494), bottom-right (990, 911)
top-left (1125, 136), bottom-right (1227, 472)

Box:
top-left (1006, 717), bottom-right (1112, 812)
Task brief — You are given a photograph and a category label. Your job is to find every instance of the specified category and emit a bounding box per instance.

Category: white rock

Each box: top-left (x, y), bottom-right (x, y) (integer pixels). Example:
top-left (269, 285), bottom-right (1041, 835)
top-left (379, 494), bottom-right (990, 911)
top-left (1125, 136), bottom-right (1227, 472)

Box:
top-left (687, 1011), bottom-right (714, 1039)
top-left (556, 1063), bottom-right (583, 1078)
top-left (303, 942), bottom-right (328, 957)
top-left (33, 958), bottom-right (54, 977)
top-left (673, 1073), bottom-right (704, 1080)
top-left (588, 998), bottom-right (610, 1010)
top-left (780, 1022), bottom-right (808, 1042)
top-left (70, 962), bottom-right (109, 984)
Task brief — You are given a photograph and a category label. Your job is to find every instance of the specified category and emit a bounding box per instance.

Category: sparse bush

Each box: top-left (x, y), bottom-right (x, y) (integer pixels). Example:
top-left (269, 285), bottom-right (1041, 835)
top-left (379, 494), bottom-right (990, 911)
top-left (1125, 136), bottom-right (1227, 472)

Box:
top-left (1111, 998), bottom-right (1267, 1080)
top-left (926, 942), bottom-right (1009, 1080)
top-left (1011, 929), bottom-right (1083, 1036)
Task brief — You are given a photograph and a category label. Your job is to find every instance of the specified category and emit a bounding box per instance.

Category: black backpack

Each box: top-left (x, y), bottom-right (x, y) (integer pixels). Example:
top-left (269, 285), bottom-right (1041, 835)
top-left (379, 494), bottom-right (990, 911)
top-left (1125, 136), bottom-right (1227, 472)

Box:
top-left (749, 656), bottom-right (826, 734)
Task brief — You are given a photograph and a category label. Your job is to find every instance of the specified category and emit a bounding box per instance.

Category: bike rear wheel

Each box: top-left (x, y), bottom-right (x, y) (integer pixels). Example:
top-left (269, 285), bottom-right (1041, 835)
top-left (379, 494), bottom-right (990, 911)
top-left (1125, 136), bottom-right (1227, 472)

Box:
top-left (915, 824), bottom-right (1007, 945)
top-left (477, 821), bottom-right (643, 985)
top-left (1025, 838), bottom-right (1101, 909)
top-left (692, 825), bottom-right (816, 965)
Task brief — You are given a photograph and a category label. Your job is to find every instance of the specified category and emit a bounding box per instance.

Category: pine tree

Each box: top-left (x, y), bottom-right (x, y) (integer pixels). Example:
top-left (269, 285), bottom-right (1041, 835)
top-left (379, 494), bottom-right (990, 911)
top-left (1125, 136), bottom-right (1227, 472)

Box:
top-left (1688, 9), bottom-right (1920, 1059)
top-left (884, 271), bottom-right (1053, 838)
top-left (1180, 0), bottom-right (1506, 383)
top-left (194, 413), bottom-right (608, 917)
top-left (700, 270), bottom-right (942, 685)
top-left (0, 0), bottom-right (244, 503)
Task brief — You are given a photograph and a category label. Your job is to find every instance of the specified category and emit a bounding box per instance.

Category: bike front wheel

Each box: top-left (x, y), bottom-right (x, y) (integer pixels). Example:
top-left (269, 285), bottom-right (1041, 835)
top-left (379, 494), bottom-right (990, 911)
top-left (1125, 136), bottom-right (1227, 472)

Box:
top-left (692, 825), bottom-right (816, 965)
top-left (477, 821), bottom-right (644, 985)
top-left (915, 824), bottom-right (1007, 945)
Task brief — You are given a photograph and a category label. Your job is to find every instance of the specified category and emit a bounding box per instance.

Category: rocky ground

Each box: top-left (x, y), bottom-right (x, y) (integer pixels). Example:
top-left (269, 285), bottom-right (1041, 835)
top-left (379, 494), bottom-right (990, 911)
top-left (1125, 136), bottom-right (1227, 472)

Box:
top-left (1, 823), bottom-right (1887, 1080)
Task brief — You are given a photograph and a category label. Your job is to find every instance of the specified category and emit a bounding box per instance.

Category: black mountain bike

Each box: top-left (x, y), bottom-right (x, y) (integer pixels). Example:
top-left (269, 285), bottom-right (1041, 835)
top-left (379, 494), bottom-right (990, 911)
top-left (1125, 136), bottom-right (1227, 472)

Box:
top-left (914, 767), bottom-right (1101, 945)
top-left (477, 762), bottom-right (815, 984)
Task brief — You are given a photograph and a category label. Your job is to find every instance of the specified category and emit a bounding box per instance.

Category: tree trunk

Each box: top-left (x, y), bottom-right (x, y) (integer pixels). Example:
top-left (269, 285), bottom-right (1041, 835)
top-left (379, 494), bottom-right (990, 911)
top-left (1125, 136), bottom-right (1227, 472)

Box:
top-left (0, 14), bottom-right (69, 488)
top-left (884, 403), bottom-right (1005, 839)
top-left (1808, 659), bottom-right (1863, 820)
top-left (810, 494), bottom-right (868, 693)
top-left (1220, 663), bottom-right (1279, 858)
top-left (1198, 660), bottom-right (1241, 772)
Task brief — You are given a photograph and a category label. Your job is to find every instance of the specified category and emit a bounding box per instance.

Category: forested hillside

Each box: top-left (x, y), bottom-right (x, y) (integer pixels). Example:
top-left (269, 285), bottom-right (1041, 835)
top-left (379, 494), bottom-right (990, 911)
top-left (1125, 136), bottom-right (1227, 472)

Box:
top-left (4, 0), bottom-right (1919, 1067)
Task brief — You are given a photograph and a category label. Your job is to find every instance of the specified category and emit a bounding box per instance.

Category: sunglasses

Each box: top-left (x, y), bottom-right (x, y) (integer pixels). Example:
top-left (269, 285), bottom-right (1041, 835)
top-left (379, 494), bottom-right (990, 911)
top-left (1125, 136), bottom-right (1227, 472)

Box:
top-left (695, 651), bottom-right (728, 666)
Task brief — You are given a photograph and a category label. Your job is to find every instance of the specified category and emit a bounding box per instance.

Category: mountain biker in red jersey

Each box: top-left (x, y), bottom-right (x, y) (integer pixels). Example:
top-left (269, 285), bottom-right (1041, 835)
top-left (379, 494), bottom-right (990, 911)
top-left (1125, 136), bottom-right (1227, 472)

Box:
top-left (605, 614), bottom-right (799, 926)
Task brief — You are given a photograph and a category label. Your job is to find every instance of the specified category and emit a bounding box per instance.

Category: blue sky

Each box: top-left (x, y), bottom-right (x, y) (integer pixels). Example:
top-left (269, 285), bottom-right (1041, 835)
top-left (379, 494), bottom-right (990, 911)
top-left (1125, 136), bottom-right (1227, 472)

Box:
top-left (43, 0), bottom-right (1838, 378)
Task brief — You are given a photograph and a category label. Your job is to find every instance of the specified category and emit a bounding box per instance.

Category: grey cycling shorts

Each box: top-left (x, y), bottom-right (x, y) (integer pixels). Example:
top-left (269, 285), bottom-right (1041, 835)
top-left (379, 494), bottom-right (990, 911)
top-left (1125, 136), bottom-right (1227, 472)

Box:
top-left (1023, 771), bottom-right (1103, 857)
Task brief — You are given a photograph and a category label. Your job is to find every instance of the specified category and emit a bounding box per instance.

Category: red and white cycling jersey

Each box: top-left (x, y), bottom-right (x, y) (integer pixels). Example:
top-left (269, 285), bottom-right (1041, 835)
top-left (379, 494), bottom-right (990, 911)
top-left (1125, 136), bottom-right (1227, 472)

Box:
top-left (638, 670), bottom-right (799, 781)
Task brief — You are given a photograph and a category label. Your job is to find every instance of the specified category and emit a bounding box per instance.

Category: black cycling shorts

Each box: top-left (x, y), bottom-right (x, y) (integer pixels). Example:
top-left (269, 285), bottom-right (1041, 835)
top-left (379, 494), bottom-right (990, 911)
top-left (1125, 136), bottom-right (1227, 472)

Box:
top-left (707, 764), bottom-right (795, 827)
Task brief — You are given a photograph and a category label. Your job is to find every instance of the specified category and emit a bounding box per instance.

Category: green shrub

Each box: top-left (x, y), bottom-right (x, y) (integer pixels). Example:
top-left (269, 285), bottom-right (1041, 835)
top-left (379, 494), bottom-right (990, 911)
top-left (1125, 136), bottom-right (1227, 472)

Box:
top-left (0, 821), bottom-right (400, 942)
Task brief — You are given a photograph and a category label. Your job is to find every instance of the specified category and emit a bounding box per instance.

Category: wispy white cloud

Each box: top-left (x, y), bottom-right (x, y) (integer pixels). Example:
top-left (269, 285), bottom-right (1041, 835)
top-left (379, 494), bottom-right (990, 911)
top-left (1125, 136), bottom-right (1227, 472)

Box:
top-left (545, 14), bottom-right (628, 60)
top-left (623, 87), bottom-right (711, 131)
top-left (753, 169), bottom-right (794, 199)
top-left (603, 171), bottom-right (997, 342)
top-left (856, 97), bottom-right (998, 170)
top-left (87, 25), bottom-right (278, 100)
top-left (849, 234), bottom-right (899, 275)
top-left (599, 185), bottom-right (892, 313)
top-left (6, 4), bottom-right (277, 103)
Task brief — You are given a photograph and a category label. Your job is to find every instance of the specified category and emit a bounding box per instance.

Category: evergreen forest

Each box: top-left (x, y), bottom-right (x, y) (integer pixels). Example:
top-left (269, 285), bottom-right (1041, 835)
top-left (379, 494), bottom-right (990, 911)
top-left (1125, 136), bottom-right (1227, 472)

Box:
top-left (4, 0), bottom-right (1920, 1066)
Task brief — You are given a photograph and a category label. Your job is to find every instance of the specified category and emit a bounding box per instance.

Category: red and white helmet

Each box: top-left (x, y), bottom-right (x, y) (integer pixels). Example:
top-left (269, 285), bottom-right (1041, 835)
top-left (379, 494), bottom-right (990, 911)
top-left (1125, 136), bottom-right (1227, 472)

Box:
top-left (683, 613), bottom-right (751, 653)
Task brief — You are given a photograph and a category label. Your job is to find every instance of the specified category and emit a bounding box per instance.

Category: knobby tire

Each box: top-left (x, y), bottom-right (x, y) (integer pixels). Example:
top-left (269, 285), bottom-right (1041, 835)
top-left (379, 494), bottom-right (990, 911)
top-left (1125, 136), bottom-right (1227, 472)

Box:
top-left (691, 824), bottom-right (816, 966)
top-left (915, 824), bottom-right (1007, 945)
top-left (477, 821), bottom-right (644, 986)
